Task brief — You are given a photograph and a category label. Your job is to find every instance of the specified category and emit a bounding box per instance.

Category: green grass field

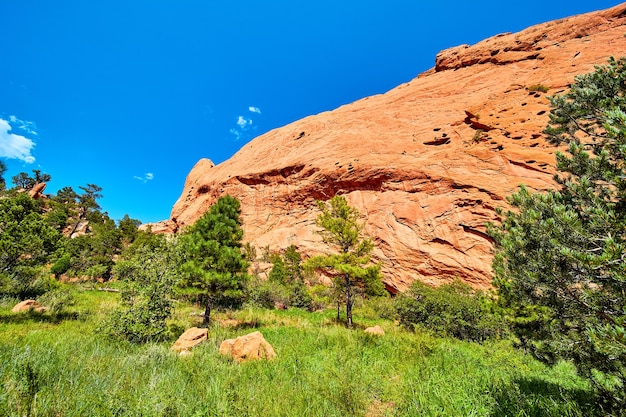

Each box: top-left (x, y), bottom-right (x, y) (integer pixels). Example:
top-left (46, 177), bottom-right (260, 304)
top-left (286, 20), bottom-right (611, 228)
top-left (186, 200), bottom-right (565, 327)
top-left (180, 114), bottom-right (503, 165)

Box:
top-left (0, 287), bottom-right (598, 416)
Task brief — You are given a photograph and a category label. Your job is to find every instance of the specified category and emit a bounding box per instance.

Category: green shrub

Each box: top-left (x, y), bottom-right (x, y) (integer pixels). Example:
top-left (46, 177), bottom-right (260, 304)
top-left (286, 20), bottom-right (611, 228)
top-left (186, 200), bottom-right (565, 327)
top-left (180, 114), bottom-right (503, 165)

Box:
top-left (245, 277), bottom-right (287, 309)
top-left (50, 253), bottom-right (71, 277)
top-left (395, 280), bottom-right (506, 342)
top-left (100, 245), bottom-right (177, 343)
top-left (527, 83), bottom-right (549, 93)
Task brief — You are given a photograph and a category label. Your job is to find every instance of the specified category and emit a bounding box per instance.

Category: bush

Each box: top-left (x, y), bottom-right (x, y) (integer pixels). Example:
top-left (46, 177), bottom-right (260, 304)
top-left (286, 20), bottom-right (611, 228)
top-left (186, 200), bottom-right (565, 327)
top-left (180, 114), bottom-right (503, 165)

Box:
top-left (395, 280), bottom-right (505, 342)
top-left (527, 83), bottom-right (549, 93)
top-left (50, 253), bottom-right (71, 277)
top-left (100, 244), bottom-right (177, 343)
top-left (245, 276), bottom-right (313, 310)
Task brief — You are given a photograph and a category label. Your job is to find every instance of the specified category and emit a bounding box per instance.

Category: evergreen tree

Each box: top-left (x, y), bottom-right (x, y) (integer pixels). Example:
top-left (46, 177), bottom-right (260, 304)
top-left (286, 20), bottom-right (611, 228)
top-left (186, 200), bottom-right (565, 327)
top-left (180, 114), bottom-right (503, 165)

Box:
top-left (268, 254), bottom-right (287, 284)
top-left (53, 186), bottom-right (79, 205)
top-left (178, 195), bottom-right (249, 325)
top-left (284, 245), bottom-right (304, 284)
top-left (118, 214), bottom-right (141, 244)
top-left (0, 193), bottom-right (61, 298)
top-left (305, 195), bottom-right (380, 328)
top-left (492, 57), bottom-right (626, 410)
top-left (0, 160), bottom-right (6, 191)
top-left (11, 170), bottom-right (51, 190)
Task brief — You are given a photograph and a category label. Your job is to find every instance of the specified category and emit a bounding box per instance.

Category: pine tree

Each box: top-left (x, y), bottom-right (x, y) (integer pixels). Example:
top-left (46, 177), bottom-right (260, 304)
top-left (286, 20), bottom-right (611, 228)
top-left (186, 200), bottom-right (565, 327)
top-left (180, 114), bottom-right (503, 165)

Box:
top-left (178, 195), bottom-right (249, 325)
top-left (492, 57), bottom-right (626, 410)
top-left (306, 195), bottom-right (380, 328)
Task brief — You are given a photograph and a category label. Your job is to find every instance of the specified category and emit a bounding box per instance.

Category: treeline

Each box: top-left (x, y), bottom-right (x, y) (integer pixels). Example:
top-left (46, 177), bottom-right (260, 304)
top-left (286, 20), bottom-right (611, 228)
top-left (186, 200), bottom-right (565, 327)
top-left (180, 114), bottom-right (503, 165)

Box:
top-left (0, 170), bottom-right (143, 299)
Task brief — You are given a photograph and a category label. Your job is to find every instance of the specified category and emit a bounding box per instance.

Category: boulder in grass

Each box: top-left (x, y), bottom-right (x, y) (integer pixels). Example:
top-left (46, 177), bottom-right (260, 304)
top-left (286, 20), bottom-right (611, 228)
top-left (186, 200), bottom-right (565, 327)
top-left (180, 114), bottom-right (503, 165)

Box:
top-left (219, 331), bottom-right (276, 362)
top-left (364, 325), bottom-right (385, 336)
top-left (11, 300), bottom-right (48, 313)
top-left (171, 327), bottom-right (208, 354)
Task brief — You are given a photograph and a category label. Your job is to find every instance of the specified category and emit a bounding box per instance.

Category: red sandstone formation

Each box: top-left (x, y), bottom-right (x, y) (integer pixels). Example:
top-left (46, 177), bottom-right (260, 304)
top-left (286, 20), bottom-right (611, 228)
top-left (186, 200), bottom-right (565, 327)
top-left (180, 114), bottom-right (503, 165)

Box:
top-left (163, 4), bottom-right (626, 291)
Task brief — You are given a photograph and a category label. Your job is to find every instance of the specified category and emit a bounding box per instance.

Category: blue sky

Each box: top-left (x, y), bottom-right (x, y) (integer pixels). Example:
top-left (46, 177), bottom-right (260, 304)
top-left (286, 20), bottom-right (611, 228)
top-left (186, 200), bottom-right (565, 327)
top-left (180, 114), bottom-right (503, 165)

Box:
top-left (0, 1), bottom-right (619, 223)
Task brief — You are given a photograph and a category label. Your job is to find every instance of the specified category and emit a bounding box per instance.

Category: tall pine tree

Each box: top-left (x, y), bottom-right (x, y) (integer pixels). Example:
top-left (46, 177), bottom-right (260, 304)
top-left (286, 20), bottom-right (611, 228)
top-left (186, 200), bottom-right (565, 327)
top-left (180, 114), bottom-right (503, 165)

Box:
top-left (178, 195), bottom-right (249, 325)
top-left (306, 195), bottom-right (380, 328)
top-left (492, 57), bottom-right (626, 410)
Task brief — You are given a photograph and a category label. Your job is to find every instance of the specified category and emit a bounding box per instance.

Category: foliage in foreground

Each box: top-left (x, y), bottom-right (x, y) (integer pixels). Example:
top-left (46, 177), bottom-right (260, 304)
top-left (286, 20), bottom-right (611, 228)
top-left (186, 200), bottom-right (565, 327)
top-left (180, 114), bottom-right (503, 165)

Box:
top-left (100, 241), bottom-right (178, 343)
top-left (396, 280), bottom-right (506, 342)
top-left (492, 57), bottom-right (626, 412)
top-left (0, 290), bottom-right (600, 417)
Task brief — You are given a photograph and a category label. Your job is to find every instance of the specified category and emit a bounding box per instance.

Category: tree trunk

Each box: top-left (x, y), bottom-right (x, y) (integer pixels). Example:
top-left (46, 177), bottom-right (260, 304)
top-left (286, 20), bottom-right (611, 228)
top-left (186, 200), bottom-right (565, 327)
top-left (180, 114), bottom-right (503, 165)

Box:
top-left (202, 297), bottom-right (212, 326)
top-left (345, 274), bottom-right (353, 328)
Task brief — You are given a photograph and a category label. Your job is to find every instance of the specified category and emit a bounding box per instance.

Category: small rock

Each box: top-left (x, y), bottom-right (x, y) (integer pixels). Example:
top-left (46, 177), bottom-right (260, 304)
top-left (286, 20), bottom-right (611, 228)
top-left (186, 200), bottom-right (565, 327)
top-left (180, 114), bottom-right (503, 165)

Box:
top-left (171, 327), bottom-right (208, 353)
top-left (364, 325), bottom-right (385, 336)
top-left (219, 331), bottom-right (276, 362)
top-left (11, 300), bottom-right (47, 313)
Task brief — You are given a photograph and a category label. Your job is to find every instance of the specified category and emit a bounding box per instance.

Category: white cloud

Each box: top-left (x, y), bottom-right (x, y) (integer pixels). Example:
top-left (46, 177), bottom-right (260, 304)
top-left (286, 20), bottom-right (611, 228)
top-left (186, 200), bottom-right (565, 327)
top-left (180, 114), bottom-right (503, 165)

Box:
top-left (0, 117), bottom-right (36, 163)
top-left (237, 115), bottom-right (252, 129)
top-left (134, 172), bottom-right (154, 183)
top-left (231, 109), bottom-right (261, 141)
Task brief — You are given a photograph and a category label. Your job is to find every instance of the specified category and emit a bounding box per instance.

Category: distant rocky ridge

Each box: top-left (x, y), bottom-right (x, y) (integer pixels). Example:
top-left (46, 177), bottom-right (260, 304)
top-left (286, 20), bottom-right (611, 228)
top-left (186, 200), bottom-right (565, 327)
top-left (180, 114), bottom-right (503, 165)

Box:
top-left (153, 4), bottom-right (626, 292)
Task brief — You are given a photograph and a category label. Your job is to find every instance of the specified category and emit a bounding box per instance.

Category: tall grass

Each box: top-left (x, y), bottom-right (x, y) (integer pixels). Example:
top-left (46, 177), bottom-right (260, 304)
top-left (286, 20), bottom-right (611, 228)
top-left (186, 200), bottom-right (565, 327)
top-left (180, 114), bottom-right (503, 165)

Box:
top-left (0, 288), bottom-right (598, 416)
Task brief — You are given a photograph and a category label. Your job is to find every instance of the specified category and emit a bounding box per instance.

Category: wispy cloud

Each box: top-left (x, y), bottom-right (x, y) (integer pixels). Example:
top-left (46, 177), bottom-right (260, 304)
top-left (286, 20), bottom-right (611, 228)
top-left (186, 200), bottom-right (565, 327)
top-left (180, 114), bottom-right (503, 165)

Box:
top-left (134, 172), bottom-right (154, 183)
top-left (230, 106), bottom-right (262, 141)
top-left (230, 127), bottom-right (243, 141)
top-left (0, 117), bottom-right (36, 163)
top-left (9, 115), bottom-right (38, 136)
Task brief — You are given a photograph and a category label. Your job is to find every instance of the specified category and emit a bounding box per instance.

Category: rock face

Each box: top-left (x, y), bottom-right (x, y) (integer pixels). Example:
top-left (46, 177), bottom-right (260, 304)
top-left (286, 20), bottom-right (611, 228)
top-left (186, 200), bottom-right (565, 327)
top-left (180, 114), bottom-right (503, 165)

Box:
top-left (219, 331), bottom-right (277, 362)
top-left (171, 327), bottom-right (208, 354)
top-left (166, 4), bottom-right (626, 291)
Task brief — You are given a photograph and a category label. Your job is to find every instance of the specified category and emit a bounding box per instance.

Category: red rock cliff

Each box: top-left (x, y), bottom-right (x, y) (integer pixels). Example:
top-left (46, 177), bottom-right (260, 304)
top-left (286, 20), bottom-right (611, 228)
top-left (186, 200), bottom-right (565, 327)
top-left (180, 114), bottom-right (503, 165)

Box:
top-left (166, 4), bottom-right (626, 292)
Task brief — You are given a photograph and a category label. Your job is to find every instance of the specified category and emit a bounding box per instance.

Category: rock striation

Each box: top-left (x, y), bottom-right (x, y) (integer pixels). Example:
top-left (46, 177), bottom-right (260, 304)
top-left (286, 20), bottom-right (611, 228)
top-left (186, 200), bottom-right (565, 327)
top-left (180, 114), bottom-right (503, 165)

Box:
top-left (164, 4), bottom-right (626, 291)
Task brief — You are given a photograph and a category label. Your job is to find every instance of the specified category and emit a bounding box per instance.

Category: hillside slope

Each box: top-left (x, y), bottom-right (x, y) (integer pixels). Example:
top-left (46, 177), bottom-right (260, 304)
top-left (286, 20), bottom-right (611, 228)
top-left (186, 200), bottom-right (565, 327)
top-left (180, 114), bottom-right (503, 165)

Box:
top-left (163, 3), bottom-right (626, 291)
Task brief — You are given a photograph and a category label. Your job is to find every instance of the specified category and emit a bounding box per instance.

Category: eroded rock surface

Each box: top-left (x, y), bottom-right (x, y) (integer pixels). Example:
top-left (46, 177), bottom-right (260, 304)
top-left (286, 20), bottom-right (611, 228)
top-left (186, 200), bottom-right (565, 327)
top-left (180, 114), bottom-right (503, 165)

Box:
top-left (165, 4), bottom-right (626, 291)
top-left (171, 327), bottom-right (208, 354)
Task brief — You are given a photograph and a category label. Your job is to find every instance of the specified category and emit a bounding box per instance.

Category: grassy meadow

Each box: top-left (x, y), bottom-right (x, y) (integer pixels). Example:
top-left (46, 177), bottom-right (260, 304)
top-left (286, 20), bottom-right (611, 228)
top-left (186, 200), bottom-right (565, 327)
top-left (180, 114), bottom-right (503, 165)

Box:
top-left (0, 286), bottom-right (598, 417)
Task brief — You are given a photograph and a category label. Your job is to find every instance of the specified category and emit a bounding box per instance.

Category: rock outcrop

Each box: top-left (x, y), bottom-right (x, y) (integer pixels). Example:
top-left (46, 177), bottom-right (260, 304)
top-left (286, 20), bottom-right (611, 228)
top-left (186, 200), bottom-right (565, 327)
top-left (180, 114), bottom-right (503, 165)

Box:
top-left (166, 4), bottom-right (626, 291)
top-left (28, 183), bottom-right (47, 199)
top-left (219, 331), bottom-right (277, 362)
